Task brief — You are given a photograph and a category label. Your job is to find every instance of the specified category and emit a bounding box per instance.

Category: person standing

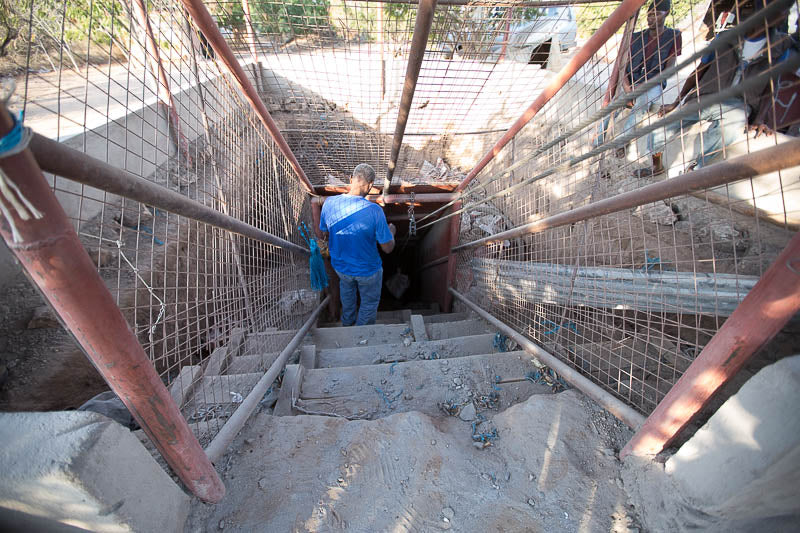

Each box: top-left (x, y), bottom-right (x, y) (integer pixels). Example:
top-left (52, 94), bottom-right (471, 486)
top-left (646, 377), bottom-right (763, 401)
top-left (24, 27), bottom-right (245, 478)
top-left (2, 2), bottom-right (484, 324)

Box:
top-left (320, 164), bottom-right (396, 326)
top-left (621, 0), bottom-right (682, 176)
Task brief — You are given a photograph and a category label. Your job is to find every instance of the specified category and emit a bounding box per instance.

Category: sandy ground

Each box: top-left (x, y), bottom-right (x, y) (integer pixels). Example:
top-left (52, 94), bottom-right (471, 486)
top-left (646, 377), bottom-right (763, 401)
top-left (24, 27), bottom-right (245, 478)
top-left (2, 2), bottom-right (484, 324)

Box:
top-left (185, 389), bottom-right (640, 532)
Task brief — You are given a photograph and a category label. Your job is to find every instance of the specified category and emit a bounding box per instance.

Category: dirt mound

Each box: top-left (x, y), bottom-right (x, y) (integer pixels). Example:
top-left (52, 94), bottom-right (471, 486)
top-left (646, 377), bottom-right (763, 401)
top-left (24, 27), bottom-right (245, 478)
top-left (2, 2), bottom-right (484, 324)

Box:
top-left (186, 390), bottom-right (639, 532)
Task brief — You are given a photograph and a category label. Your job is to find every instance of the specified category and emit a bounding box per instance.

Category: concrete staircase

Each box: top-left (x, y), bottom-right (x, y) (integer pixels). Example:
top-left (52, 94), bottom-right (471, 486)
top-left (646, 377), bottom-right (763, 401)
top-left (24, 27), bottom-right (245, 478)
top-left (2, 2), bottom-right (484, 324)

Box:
top-left (271, 307), bottom-right (553, 422)
top-left (175, 305), bottom-right (554, 433)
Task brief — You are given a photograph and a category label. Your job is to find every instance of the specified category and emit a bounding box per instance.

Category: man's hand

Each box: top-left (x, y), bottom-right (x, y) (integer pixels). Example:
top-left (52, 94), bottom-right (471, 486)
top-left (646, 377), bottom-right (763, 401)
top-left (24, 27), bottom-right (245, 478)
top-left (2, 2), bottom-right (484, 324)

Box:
top-left (748, 123), bottom-right (774, 138)
top-left (658, 102), bottom-right (677, 117)
top-left (388, 223), bottom-right (396, 236)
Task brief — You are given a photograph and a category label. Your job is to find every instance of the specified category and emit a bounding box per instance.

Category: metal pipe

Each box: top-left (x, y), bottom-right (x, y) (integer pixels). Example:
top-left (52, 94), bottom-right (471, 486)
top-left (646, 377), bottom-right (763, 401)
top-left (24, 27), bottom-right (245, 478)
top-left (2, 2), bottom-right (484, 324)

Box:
top-left (450, 288), bottom-right (646, 429)
top-left (205, 296), bottom-right (330, 462)
top-left (312, 193), bottom-right (456, 205)
top-left (443, 201), bottom-right (462, 311)
top-left (453, 139), bottom-right (800, 251)
top-left (0, 105), bottom-right (225, 503)
top-left (28, 133), bottom-right (309, 256)
top-left (383, 0), bottom-right (438, 196)
top-left (455, 0), bottom-right (648, 192)
top-left (131, 0), bottom-right (192, 167)
top-left (241, 0), bottom-right (265, 94)
top-left (180, 0), bottom-right (315, 195)
top-left (602, 11), bottom-right (638, 107)
top-left (620, 231), bottom-right (800, 458)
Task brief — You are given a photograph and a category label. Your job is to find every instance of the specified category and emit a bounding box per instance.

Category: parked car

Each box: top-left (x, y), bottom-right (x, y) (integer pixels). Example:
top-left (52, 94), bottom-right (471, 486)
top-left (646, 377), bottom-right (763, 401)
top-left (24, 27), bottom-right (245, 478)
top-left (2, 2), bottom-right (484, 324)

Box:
top-left (493, 6), bottom-right (578, 65)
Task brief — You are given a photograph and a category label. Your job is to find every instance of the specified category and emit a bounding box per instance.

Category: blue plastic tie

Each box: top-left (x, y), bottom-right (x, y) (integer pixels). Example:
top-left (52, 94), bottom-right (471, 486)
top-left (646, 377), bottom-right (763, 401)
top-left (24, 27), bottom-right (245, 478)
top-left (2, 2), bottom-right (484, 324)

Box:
top-left (0, 111), bottom-right (26, 158)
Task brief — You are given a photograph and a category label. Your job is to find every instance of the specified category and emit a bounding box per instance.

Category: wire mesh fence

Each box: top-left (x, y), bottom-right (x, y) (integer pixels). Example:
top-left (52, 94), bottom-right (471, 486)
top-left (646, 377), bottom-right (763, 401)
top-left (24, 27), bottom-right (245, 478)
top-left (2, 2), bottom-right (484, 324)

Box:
top-left (3, 0), bottom-right (798, 436)
top-left (450, 0), bottom-right (800, 414)
top-left (6, 0), bottom-right (315, 445)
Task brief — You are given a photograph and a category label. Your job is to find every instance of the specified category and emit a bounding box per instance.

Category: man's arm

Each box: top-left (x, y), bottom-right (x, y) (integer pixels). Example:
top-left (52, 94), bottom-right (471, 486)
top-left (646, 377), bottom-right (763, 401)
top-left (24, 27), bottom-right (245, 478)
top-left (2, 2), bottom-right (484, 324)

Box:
top-left (659, 61), bottom-right (708, 115)
top-left (379, 223), bottom-right (396, 253)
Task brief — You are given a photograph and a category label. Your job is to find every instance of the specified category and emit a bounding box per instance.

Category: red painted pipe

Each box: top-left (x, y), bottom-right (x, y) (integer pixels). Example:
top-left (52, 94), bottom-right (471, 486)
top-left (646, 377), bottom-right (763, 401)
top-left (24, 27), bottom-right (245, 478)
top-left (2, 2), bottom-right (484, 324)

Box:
top-left (383, 0), bottom-right (439, 196)
top-left (180, 0), bottom-right (315, 195)
top-left (0, 105), bottom-right (225, 503)
top-left (621, 230), bottom-right (800, 458)
top-left (456, 0), bottom-right (647, 192)
top-left (131, 0), bottom-right (192, 168)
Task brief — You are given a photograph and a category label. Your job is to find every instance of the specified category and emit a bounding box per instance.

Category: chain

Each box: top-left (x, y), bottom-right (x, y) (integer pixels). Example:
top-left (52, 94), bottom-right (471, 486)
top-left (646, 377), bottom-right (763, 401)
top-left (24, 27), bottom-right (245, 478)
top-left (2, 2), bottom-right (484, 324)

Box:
top-left (407, 191), bottom-right (417, 237)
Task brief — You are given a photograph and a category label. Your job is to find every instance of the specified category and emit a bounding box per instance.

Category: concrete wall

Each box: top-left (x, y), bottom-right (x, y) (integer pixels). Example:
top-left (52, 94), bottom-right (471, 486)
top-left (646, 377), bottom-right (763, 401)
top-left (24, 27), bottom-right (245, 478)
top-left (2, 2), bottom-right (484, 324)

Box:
top-left (665, 354), bottom-right (800, 525)
top-left (0, 411), bottom-right (190, 532)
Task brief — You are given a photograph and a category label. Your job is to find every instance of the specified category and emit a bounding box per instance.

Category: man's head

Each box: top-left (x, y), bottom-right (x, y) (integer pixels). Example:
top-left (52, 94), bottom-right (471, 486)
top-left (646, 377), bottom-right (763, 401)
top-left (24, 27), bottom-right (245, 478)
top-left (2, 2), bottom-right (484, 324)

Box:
top-left (740, 0), bottom-right (787, 36)
top-left (647, 0), bottom-right (670, 30)
top-left (348, 163), bottom-right (376, 197)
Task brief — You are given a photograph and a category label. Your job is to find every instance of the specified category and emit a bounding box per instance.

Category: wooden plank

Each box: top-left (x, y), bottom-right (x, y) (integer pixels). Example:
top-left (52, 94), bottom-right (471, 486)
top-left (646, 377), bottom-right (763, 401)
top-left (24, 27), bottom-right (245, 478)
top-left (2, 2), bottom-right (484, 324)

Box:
top-left (274, 364), bottom-right (305, 416)
top-left (410, 314), bottom-right (429, 342)
top-left (311, 324), bottom-right (410, 349)
top-left (621, 231), bottom-right (800, 458)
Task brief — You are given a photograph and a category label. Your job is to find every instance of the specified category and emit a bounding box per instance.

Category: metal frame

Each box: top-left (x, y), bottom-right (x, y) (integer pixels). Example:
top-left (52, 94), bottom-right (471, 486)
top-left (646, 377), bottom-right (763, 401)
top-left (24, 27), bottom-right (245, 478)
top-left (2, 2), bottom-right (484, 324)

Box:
top-left (0, 104), bottom-right (225, 503)
top-left (455, 0), bottom-right (648, 192)
top-left (621, 231), bottom-right (800, 457)
top-left (180, 0), bottom-right (315, 194)
top-left (384, 0), bottom-right (439, 196)
top-left (453, 139), bottom-right (800, 250)
top-left (29, 133), bottom-right (310, 256)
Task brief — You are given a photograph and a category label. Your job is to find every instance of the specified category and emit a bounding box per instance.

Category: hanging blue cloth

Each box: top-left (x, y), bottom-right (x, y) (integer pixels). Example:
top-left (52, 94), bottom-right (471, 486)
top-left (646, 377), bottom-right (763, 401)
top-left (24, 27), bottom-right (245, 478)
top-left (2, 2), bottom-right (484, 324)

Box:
top-left (298, 222), bottom-right (329, 291)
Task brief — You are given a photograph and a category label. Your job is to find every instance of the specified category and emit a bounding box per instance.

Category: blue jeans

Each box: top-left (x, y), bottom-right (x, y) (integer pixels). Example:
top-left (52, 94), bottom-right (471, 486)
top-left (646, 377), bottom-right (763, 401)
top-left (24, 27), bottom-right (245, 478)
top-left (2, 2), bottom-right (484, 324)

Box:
top-left (621, 84), bottom-right (667, 154)
top-left (337, 268), bottom-right (383, 326)
top-left (662, 98), bottom-right (748, 167)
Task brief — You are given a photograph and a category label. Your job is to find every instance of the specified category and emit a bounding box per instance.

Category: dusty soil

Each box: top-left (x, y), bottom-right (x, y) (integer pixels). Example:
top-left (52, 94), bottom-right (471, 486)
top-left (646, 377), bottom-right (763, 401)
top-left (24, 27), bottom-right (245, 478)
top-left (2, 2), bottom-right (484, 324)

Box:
top-left (185, 389), bottom-right (640, 532)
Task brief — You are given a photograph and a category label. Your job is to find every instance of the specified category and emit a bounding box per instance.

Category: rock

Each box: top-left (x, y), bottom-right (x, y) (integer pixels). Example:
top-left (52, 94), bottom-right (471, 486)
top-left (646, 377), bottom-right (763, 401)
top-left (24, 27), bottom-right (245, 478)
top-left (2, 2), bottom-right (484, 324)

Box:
top-left (245, 438), bottom-right (255, 446)
top-left (358, 339), bottom-right (368, 346)
top-left (527, 498), bottom-right (536, 507)
top-left (218, 519), bottom-right (225, 530)
top-left (27, 305), bottom-right (60, 329)
top-left (442, 507), bottom-right (455, 520)
top-left (633, 202), bottom-right (677, 226)
top-left (452, 378), bottom-right (462, 386)
top-left (403, 337), bottom-right (412, 347)
top-left (258, 478), bottom-right (268, 490)
top-left (85, 245), bottom-right (118, 267)
top-left (458, 403), bottom-right (477, 422)
top-left (431, 440), bottom-right (436, 446)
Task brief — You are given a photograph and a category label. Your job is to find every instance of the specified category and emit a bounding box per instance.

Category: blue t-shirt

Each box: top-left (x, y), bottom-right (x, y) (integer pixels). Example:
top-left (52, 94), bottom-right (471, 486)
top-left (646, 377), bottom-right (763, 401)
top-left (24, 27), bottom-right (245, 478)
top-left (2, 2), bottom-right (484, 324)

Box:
top-left (319, 194), bottom-right (393, 276)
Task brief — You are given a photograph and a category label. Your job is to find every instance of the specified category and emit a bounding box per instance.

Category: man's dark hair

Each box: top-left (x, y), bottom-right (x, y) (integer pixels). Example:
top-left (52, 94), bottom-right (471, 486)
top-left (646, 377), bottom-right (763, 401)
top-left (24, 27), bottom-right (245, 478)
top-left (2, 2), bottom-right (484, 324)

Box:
top-left (650, 0), bottom-right (671, 12)
top-left (352, 163), bottom-right (377, 184)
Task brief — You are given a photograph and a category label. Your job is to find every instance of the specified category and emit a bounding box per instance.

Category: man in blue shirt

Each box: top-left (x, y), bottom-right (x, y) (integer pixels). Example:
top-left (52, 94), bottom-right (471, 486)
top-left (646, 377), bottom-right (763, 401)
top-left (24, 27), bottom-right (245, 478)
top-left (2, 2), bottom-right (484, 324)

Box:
top-left (320, 164), bottom-right (396, 326)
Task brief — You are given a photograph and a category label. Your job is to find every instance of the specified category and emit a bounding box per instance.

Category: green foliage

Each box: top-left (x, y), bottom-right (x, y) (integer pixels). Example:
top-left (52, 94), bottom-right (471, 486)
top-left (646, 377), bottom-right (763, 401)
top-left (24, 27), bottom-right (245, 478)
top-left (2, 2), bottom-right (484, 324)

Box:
top-left (577, 0), bottom-right (702, 39)
top-left (251, 0), bottom-right (331, 36)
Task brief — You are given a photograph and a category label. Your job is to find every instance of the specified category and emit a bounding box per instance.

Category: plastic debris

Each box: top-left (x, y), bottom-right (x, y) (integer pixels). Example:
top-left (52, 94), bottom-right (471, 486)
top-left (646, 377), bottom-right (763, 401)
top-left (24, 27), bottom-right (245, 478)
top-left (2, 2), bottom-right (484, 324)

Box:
top-left (493, 333), bottom-right (509, 352)
top-left (230, 391), bottom-right (244, 403)
top-left (389, 362), bottom-right (399, 374)
top-left (358, 339), bottom-right (368, 346)
top-left (375, 386), bottom-right (403, 408)
top-left (525, 368), bottom-right (569, 392)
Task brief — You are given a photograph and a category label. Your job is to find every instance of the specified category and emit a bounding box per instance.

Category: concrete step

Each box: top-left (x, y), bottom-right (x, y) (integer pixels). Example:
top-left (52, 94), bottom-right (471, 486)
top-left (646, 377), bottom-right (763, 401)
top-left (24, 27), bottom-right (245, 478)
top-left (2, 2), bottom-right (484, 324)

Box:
top-left (426, 318), bottom-right (493, 341)
top-left (422, 312), bottom-right (470, 324)
top-left (226, 352), bottom-right (281, 375)
top-left (317, 318), bottom-right (402, 328)
top-left (244, 330), bottom-right (311, 355)
top-left (316, 333), bottom-right (499, 368)
top-left (190, 373), bottom-right (262, 406)
top-left (294, 351), bottom-right (551, 420)
top-left (310, 324), bottom-right (411, 349)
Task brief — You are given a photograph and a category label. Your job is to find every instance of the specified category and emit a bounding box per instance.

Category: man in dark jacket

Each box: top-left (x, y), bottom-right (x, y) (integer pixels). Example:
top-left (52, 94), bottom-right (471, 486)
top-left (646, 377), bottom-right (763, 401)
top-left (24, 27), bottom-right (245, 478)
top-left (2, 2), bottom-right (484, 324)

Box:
top-left (621, 0), bottom-right (682, 176)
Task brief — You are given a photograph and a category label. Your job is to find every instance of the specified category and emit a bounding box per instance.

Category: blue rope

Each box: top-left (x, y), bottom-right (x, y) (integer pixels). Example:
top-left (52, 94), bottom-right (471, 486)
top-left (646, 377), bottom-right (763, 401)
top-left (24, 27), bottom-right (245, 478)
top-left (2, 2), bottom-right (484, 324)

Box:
top-left (298, 221), bottom-right (328, 291)
top-left (0, 111), bottom-right (28, 158)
